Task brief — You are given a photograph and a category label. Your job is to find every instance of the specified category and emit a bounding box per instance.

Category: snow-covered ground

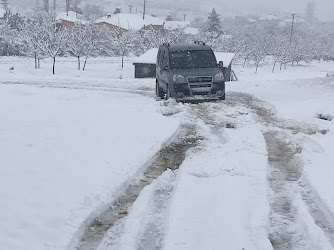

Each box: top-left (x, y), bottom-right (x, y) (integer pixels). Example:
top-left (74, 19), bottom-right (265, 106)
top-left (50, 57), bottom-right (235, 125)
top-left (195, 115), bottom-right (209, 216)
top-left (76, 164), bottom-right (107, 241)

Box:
top-left (1, 56), bottom-right (334, 249)
top-left (0, 64), bottom-right (179, 249)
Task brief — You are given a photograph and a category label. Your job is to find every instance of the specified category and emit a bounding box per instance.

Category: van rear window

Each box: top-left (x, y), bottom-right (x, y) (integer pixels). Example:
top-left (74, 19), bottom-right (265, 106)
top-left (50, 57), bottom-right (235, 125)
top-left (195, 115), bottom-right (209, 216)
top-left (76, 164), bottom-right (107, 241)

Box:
top-left (170, 50), bottom-right (217, 69)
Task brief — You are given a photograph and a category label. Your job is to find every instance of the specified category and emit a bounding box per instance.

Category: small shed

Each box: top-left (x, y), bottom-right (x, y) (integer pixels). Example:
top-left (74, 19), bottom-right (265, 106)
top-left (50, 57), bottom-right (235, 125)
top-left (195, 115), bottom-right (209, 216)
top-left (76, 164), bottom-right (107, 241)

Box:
top-left (133, 48), bottom-right (158, 78)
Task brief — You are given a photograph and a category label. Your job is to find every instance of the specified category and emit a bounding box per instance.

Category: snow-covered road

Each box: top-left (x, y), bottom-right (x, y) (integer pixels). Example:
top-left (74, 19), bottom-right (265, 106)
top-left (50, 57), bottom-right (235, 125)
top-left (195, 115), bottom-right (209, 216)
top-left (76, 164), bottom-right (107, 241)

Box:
top-left (1, 58), bottom-right (334, 250)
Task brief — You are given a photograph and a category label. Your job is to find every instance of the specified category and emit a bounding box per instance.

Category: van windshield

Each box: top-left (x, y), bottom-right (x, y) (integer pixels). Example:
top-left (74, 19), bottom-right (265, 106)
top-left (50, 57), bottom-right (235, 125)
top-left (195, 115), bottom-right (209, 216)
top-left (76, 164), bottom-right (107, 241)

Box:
top-left (170, 50), bottom-right (217, 69)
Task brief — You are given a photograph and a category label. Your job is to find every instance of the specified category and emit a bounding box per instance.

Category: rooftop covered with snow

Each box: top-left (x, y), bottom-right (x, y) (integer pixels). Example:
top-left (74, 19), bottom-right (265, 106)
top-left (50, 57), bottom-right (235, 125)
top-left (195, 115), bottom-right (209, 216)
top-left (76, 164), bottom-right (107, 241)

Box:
top-left (95, 13), bottom-right (164, 31)
top-left (56, 11), bottom-right (88, 24)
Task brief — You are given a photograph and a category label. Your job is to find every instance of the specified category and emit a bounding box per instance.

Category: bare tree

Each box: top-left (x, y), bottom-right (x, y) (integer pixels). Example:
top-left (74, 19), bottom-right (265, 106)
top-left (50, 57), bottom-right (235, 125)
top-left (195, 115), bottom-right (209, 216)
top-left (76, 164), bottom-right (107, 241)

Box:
top-left (82, 25), bottom-right (106, 70)
top-left (37, 15), bottom-right (68, 74)
top-left (16, 21), bottom-right (46, 69)
top-left (105, 29), bottom-right (138, 68)
top-left (67, 24), bottom-right (90, 70)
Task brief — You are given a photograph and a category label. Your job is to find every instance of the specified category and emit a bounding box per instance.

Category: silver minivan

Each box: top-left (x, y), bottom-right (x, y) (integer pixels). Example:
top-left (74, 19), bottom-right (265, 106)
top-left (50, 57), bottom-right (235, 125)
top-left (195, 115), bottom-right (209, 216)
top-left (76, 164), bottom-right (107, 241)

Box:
top-left (156, 42), bottom-right (225, 102)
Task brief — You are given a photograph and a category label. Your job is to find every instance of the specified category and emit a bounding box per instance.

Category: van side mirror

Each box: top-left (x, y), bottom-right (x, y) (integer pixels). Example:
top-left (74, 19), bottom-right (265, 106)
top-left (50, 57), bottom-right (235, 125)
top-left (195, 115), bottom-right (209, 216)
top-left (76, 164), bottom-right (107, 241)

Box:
top-left (219, 61), bottom-right (224, 68)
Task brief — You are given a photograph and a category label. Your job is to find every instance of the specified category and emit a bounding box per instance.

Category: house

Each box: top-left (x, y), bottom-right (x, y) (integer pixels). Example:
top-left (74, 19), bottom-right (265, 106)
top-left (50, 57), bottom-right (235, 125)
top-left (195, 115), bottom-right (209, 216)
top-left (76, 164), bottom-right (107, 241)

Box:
top-left (95, 13), bottom-right (165, 33)
top-left (56, 11), bottom-right (87, 29)
top-left (259, 14), bottom-right (280, 26)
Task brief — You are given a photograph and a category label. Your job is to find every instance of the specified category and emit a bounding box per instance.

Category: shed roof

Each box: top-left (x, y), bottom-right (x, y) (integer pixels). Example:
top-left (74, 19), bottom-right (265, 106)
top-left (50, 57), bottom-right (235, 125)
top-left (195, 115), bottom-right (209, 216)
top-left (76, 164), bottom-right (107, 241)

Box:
top-left (133, 48), bottom-right (159, 64)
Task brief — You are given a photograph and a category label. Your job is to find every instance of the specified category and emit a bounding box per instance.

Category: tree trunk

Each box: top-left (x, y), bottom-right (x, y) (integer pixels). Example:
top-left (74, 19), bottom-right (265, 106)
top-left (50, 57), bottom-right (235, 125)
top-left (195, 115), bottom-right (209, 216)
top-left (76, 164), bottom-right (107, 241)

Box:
top-left (272, 61), bottom-right (276, 73)
top-left (78, 56), bottom-right (80, 70)
top-left (83, 56), bottom-right (88, 71)
top-left (243, 58), bottom-right (247, 68)
top-left (122, 51), bottom-right (125, 68)
top-left (284, 63), bottom-right (287, 69)
top-left (53, 57), bottom-right (56, 75)
top-left (255, 63), bottom-right (259, 74)
top-left (34, 53), bottom-right (37, 69)
top-left (280, 63), bottom-right (283, 71)
top-left (38, 59), bottom-right (40, 69)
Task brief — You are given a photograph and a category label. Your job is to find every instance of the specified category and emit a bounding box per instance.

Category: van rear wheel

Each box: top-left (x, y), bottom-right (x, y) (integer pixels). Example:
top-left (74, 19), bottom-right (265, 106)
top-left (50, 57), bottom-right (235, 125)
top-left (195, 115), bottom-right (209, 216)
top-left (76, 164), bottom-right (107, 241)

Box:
top-left (156, 81), bottom-right (164, 99)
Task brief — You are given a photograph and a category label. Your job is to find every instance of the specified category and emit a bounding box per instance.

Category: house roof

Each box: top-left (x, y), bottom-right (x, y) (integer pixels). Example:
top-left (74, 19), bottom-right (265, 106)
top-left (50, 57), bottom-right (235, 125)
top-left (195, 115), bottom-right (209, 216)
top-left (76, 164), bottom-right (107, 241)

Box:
top-left (164, 21), bottom-right (190, 29)
top-left (56, 11), bottom-right (88, 24)
top-left (184, 27), bottom-right (199, 35)
top-left (283, 17), bottom-right (306, 23)
top-left (259, 14), bottom-right (279, 21)
top-left (133, 48), bottom-right (159, 64)
top-left (95, 13), bottom-right (164, 30)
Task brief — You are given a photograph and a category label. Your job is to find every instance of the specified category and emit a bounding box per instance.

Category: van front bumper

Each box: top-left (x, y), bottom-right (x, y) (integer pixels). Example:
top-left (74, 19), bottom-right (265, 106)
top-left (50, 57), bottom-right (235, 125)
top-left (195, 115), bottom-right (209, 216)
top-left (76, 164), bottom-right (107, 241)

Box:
top-left (171, 82), bottom-right (225, 102)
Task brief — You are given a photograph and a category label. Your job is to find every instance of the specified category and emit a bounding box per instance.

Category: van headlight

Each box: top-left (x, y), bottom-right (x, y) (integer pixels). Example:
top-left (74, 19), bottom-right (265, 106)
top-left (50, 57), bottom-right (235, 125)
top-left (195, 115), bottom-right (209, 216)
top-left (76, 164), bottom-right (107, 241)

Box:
top-left (214, 72), bottom-right (224, 81)
top-left (173, 74), bottom-right (185, 83)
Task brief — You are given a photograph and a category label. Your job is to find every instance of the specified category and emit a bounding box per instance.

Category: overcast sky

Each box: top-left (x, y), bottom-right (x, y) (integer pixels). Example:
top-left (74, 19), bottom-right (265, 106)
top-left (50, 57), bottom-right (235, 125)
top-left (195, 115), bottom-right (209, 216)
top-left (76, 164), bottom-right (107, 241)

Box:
top-left (6, 0), bottom-right (334, 21)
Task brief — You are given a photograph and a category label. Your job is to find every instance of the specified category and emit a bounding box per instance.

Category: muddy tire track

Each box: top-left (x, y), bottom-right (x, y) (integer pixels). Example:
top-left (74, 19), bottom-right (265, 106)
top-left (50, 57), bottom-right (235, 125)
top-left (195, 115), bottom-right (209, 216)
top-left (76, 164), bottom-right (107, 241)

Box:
top-left (264, 131), bottom-right (305, 250)
top-left (76, 125), bottom-right (202, 250)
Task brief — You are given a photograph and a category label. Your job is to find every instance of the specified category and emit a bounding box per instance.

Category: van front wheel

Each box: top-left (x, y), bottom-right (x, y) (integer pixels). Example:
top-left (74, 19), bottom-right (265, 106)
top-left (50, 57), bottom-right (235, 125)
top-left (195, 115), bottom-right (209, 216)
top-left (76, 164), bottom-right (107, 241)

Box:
top-left (165, 85), bottom-right (171, 100)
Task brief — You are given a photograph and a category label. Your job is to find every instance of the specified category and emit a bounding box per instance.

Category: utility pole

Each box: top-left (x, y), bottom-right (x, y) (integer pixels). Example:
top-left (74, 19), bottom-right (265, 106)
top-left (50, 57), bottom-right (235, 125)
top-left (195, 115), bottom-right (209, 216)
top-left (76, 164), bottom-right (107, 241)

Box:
top-left (235, 16), bottom-right (239, 26)
top-left (128, 4), bottom-right (134, 13)
top-left (182, 13), bottom-right (187, 21)
top-left (52, 0), bottom-right (56, 21)
top-left (290, 13), bottom-right (296, 44)
top-left (143, 0), bottom-right (146, 20)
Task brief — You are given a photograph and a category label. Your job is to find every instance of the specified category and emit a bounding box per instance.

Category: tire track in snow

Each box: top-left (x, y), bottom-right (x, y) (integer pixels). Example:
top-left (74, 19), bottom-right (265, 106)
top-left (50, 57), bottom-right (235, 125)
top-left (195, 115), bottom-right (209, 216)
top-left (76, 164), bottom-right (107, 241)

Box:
top-left (300, 179), bottom-right (334, 247)
top-left (230, 92), bottom-right (334, 249)
top-left (264, 131), bottom-right (306, 250)
top-left (77, 125), bottom-right (202, 250)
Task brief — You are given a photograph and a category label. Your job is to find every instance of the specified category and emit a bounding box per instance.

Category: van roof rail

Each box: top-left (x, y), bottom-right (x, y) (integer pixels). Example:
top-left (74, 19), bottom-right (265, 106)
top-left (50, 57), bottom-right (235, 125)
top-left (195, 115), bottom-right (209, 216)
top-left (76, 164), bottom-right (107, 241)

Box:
top-left (163, 42), bottom-right (170, 47)
top-left (194, 41), bottom-right (206, 45)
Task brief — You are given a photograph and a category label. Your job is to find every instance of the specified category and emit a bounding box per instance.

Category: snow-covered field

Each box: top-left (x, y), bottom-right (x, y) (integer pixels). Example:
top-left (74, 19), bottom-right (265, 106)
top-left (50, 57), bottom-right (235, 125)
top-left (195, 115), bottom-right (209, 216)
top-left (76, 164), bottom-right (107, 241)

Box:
top-left (1, 57), bottom-right (334, 250)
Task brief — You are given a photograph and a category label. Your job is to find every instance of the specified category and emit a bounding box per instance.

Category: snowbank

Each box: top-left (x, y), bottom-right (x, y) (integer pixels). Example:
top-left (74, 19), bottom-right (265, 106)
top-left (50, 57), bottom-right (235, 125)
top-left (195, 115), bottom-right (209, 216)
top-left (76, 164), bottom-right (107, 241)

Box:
top-left (0, 83), bottom-right (179, 250)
